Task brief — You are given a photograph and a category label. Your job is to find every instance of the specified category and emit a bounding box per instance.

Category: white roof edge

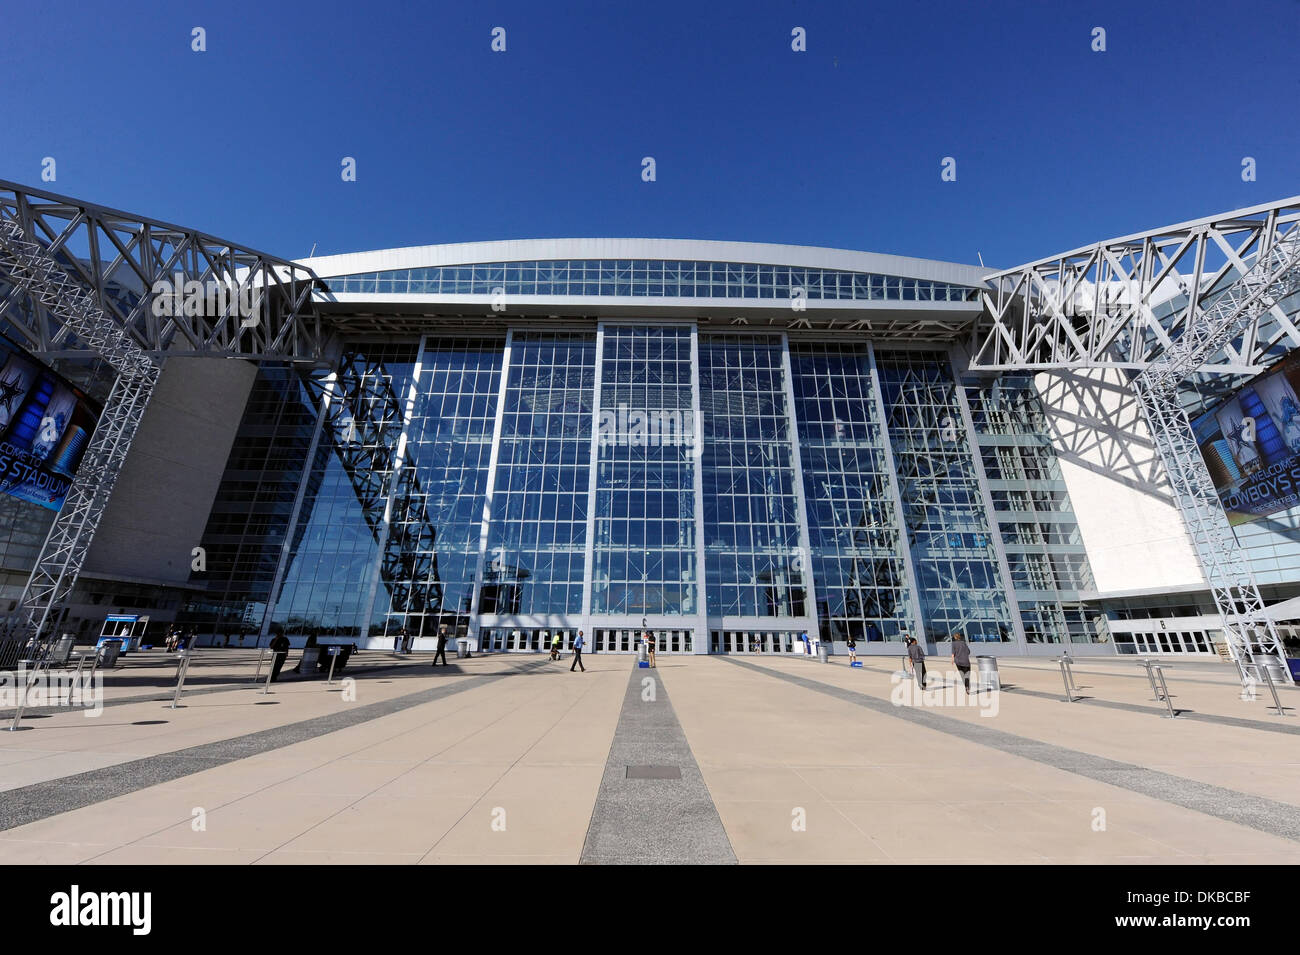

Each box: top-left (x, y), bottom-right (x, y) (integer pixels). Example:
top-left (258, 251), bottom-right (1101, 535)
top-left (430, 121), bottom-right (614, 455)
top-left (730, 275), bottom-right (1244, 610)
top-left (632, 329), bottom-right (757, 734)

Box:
top-left (296, 238), bottom-right (992, 287)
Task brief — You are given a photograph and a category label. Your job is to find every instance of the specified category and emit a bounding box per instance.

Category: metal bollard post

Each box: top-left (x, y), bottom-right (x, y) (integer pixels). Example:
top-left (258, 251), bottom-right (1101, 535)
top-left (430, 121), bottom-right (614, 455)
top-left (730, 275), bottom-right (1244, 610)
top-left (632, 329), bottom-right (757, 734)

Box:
top-left (1139, 659), bottom-right (1163, 701)
top-left (1063, 657), bottom-right (1078, 692)
top-left (327, 647), bottom-right (339, 685)
top-left (1057, 657), bottom-right (1074, 702)
top-left (263, 654), bottom-right (276, 695)
top-left (8, 659), bottom-right (45, 731)
top-left (170, 653), bottom-right (193, 709)
top-left (1151, 665), bottom-right (1177, 718)
top-left (253, 646), bottom-right (268, 683)
top-left (1257, 661), bottom-right (1289, 717)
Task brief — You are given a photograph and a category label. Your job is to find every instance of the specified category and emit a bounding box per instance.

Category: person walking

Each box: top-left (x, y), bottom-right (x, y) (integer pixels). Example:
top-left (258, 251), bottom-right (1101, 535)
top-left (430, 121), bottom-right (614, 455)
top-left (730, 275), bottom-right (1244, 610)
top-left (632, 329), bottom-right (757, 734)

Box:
top-left (550, 631), bottom-right (562, 661)
top-left (951, 631), bottom-right (972, 691)
top-left (269, 631), bottom-right (291, 683)
top-left (432, 625), bottom-right (449, 666)
top-left (905, 635), bottom-right (927, 689)
top-left (646, 630), bottom-right (656, 668)
top-left (571, 630), bottom-right (586, 672)
top-left (846, 631), bottom-right (858, 665)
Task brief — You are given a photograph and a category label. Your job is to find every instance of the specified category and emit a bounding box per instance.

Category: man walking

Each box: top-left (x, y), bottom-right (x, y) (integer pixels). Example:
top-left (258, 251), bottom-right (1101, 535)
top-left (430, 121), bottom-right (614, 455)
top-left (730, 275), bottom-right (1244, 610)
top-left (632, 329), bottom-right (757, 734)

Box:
top-left (432, 625), bottom-right (449, 666)
top-left (951, 631), bottom-right (972, 691)
top-left (846, 631), bottom-right (857, 665)
top-left (269, 630), bottom-right (291, 683)
top-left (571, 630), bottom-right (586, 672)
top-left (905, 635), bottom-right (927, 689)
top-left (550, 631), bottom-right (562, 661)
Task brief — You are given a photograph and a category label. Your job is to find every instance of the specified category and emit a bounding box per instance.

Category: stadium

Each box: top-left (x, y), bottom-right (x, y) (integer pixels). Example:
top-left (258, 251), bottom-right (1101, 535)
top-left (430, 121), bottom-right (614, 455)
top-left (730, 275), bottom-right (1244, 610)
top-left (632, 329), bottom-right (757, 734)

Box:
top-left (1, 181), bottom-right (1298, 674)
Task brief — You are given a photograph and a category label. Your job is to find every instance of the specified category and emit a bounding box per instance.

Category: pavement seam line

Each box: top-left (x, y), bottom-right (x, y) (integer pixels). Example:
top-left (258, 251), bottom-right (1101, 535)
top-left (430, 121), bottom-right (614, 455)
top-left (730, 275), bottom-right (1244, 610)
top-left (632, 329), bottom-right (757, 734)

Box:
top-left (720, 657), bottom-right (1300, 846)
top-left (0, 659), bottom-right (552, 833)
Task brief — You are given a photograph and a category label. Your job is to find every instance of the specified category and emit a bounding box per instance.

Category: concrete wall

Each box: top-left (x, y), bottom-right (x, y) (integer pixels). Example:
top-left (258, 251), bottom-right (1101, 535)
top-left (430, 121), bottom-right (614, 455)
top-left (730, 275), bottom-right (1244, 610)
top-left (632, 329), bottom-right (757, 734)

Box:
top-left (83, 357), bottom-right (257, 585)
top-left (1035, 368), bottom-right (1205, 594)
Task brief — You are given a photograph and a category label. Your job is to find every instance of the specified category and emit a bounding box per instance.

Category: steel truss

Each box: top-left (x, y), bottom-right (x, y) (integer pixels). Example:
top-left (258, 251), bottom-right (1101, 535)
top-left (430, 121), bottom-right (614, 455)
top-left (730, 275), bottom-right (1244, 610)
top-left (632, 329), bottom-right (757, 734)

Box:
top-left (0, 215), bottom-right (159, 666)
top-left (0, 179), bottom-right (326, 363)
top-left (971, 198), bottom-right (1300, 683)
top-left (297, 353), bottom-right (443, 625)
top-left (0, 181), bottom-right (328, 667)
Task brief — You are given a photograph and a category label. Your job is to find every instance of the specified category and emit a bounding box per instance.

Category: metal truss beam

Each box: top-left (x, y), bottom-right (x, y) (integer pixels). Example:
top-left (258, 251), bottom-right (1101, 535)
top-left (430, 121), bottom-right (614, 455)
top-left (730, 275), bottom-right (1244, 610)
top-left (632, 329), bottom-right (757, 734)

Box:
top-left (300, 352), bottom-right (443, 624)
top-left (970, 198), bottom-right (1300, 684)
top-left (0, 180), bottom-right (327, 364)
top-left (0, 215), bottom-right (160, 667)
top-left (972, 196), bottom-right (1300, 373)
top-left (1130, 227), bottom-right (1300, 679)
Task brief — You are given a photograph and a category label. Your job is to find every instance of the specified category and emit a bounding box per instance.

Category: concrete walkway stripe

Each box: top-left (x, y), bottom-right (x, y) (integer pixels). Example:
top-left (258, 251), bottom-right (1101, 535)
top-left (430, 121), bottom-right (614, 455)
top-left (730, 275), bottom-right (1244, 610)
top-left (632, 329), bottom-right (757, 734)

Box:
top-left (721, 657), bottom-right (1300, 844)
top-left (0, 659), bottom-right (550, 833)
top-left (580, 664), bottom-right (736, 865)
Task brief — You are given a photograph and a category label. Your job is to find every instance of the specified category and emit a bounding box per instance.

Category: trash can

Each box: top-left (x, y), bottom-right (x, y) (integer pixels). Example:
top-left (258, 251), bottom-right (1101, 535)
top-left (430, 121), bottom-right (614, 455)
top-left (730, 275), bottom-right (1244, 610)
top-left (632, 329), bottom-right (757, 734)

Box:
top-left (97, 639), bottom-right (123, 668)
top-left (456, 638), bottom-right (469, 659)
top-left (638, 644), bottom-right (648, 664)
top-left (817, 642), bottom-right (829, 664)
top-left (976, 655), bottom-right (1000, 691)
top-left (299, 647), bottom-right (320, 674)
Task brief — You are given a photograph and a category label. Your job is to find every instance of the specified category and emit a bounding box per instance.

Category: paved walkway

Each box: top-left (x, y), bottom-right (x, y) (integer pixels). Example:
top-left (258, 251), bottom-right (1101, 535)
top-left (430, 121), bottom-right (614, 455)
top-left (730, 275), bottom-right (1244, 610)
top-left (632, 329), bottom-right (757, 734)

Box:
top-left (0, 650), bottom-right (1296, 864)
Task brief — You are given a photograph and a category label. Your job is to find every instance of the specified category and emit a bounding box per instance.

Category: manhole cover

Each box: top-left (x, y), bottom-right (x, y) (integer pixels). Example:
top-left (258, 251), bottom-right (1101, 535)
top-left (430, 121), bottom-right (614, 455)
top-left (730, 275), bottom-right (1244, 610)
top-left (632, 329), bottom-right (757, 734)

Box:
top-left (625, 765), bottom-right (680, 779)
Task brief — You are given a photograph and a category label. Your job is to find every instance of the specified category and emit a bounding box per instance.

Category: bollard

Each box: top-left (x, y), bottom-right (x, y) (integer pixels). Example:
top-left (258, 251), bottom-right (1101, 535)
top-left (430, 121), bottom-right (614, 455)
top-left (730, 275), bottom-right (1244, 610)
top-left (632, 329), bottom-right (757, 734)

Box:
top-left (1256, 661), bottom-right (1290, 717)
top-left (326, 646), bottom-right (339, 685)
top-left (1139, 659), bottom-right (1165, 701)
top-left (8, 659), bottom-right (45, 731)
top-left (170, 652), bottom-right (193, 709)
top-left (1057, 657), bottom-right (1074, 702)
top-left (263, 654), bottom-right (276, 695)
top-left (1062, 656), bottom-right (1078, 692)
top-left (253, 646), bottom-right (268, 683)
top-left (1151, 665), bottom-right (1178, 718)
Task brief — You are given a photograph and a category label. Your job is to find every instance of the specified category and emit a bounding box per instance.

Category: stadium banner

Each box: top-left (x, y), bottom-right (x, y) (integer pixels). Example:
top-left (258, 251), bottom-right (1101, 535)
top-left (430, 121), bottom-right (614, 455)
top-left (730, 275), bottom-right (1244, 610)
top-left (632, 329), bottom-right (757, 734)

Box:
top-left (1193, 350), bottom-right (1300, 526)
top-left (0, 336), bottom-right (100, 511)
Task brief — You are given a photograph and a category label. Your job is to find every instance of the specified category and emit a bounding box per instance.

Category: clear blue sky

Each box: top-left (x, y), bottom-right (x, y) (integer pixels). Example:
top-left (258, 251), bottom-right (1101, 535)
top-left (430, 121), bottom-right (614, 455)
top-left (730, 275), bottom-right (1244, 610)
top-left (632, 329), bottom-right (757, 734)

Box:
top-left (2, 0), bottom-right (1297, 269)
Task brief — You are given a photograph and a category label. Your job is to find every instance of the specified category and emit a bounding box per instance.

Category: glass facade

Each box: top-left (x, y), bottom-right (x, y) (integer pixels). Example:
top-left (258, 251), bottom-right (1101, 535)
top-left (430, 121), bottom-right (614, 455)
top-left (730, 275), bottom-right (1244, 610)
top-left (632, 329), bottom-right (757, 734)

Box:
top-left (965, 374), bottom-right (1109, 645)
top-left (592, 326), bottom-right (698, 615)
top-left (699, 335), bottom-right (806, 619)
top-left (791, 342), bottom-right (915, 643)
top-left (875, 350), bottom-right (1015, 643)
top-left (187, 326), bottom-right (1104, 652)
top-left (375, 338), bottom-right (504, 640)
top-left (324, 260), bottom-right (978, 303)
top-left (482, 331), bottom-right (595, 617)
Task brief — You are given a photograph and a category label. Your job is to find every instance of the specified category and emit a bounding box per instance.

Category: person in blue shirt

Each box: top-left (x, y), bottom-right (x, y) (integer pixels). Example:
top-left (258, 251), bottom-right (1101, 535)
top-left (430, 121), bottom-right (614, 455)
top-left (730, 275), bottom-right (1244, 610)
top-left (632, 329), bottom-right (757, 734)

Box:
top-left (571, 630), bottom-right (586, 672)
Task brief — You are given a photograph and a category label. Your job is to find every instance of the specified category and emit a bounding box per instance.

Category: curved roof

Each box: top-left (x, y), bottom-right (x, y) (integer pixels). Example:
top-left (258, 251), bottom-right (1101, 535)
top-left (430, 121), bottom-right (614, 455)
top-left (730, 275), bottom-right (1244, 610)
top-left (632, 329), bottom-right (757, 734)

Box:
top-left (298, 237), bottom-right (991, 288)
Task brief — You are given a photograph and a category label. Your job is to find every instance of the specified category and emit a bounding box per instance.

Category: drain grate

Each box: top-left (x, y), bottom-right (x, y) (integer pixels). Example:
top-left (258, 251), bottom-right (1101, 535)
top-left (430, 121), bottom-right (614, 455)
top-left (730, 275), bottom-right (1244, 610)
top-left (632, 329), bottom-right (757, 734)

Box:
top-left (625, 765), bottom-right (680, 779)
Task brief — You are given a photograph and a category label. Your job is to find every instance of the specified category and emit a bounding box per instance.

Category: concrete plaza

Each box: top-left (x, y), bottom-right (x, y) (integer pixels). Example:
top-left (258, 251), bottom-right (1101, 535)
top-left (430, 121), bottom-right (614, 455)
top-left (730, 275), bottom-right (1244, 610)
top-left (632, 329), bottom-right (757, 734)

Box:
top-left (0, 648), bottom-right (1297, 864)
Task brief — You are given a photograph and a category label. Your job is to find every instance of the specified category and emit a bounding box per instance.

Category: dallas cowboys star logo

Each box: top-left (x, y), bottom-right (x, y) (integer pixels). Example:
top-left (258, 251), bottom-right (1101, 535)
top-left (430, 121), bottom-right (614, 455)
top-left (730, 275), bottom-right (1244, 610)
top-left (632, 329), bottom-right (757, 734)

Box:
top-left (0, 375), bottom-right (23, 415)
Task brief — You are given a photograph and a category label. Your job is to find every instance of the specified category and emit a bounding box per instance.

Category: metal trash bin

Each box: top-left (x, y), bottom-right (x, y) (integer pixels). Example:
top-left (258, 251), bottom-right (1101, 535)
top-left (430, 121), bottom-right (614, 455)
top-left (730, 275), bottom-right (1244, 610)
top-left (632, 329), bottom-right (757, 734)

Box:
top-left (638, 644), bottom-right (648, 664)
top-left (299, 647), bottom-right (320, 673)
top-left (97, 639), bottom-right (123, 668)
top-left (976, 655), bottom-right (1000, 691)
top-left (456, 638), bottom-right (469, 659)
top-left (817, 642), bottom-right (829, 664)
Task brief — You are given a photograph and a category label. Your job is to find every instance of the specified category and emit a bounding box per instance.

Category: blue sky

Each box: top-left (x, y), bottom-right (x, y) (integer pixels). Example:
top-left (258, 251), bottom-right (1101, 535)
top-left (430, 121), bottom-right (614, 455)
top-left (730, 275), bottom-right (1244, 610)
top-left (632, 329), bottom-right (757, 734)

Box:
top-left (2, 0), bottom-right (1297, 269)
